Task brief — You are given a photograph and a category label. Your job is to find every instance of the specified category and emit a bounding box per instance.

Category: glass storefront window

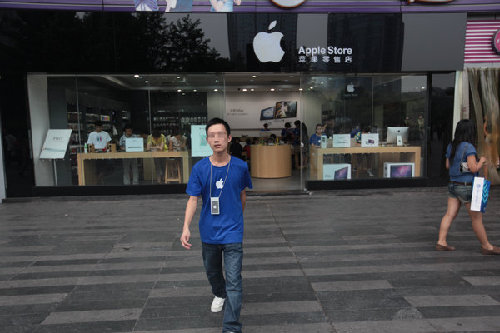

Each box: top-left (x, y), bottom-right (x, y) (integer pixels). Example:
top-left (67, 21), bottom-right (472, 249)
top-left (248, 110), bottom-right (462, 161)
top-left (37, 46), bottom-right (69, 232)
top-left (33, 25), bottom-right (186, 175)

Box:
top-left (302, 74), bottom-right (427, 182)
top-left (30, 74), bottom-right (224, 186)
top-left (28, 72), bottom-right (428, 190)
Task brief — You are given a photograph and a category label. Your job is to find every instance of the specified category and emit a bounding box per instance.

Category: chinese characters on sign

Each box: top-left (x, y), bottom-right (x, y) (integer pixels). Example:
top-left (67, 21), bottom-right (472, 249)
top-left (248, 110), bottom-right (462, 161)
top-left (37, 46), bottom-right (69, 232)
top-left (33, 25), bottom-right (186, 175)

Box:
top-left (298, 46), bottom-right (354, 64)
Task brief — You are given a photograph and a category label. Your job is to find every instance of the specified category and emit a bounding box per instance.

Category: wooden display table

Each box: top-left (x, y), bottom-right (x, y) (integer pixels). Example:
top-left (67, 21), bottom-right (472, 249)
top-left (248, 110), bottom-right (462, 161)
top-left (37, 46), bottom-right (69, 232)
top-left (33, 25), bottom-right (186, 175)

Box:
top-left (251, 145), bottom-right (292, 178)
top-left (309, 146), bottom-right (422, 180)
top-left (77, 151), bottom-right (190, 185)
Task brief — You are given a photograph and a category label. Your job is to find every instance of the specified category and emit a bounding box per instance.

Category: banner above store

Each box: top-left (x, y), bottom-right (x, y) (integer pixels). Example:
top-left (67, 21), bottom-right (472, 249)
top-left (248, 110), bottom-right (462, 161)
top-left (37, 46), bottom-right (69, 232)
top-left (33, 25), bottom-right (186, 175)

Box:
top-left (0, 0), bottom-right (496, 12)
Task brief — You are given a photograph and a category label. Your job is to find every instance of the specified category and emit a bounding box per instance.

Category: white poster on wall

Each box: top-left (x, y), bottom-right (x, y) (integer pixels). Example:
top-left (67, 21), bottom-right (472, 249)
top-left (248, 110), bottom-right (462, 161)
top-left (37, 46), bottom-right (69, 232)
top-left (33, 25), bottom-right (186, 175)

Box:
top-left (40, 129), bottom-right (72, 159)
top-left (225, 92), bottom-right (300, 129)
top-left (191, 125), bottom-right (213, 157)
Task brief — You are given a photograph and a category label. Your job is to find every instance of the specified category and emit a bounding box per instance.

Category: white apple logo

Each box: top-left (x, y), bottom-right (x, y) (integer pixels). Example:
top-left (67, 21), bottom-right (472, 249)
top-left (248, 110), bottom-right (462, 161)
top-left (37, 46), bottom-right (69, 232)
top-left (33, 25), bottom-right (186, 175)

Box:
top-left (346, 84), bottom-right (355, 93)
top-left (253, 21), bottom-right (285, 63)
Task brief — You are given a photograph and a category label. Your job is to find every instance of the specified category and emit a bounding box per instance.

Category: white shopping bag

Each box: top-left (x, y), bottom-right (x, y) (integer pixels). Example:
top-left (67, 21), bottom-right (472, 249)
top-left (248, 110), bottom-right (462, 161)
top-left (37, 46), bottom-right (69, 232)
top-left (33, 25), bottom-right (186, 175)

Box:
top-left (471, 177), bottom-right (490, 212)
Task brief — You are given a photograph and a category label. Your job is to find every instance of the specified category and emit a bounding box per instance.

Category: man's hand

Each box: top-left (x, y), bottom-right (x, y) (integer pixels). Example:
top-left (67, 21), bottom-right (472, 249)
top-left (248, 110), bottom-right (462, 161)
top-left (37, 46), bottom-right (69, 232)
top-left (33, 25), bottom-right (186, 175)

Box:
top-left (180, 228), bottom-right (192, 250)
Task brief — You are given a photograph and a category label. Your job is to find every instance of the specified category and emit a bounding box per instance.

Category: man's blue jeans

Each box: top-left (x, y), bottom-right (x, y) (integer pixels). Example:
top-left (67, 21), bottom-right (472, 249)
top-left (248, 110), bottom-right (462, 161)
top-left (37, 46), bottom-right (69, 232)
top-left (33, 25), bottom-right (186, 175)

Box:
top-left (202, 242), bottom-right (243, 333)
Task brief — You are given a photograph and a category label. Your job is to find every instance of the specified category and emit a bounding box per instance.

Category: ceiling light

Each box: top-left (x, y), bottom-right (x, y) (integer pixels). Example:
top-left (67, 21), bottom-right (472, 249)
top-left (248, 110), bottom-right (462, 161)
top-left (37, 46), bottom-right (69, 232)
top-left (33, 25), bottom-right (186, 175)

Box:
top-left (250, 88), bottom-right (255, 92)
top-left (214, 89), bottom-right (218, 92)
top-left (134, 75), bottom-right (140, 78)
top-left (176, 76), bottom-right (181, 79)
top-left (299, 88), bottom-right (303, 91)
top-left (193, 89), bottom-right (197, 92)
top-left (270, 88), bottom-right (275, 92)
top-left (182, 93), bottom-right (186, 95)
top-left (252, 75), bottom-right (257, 78)
top-left (177, 89), bottom-right (182, 92)
top-left (242, 88), bottom-right (248, 92)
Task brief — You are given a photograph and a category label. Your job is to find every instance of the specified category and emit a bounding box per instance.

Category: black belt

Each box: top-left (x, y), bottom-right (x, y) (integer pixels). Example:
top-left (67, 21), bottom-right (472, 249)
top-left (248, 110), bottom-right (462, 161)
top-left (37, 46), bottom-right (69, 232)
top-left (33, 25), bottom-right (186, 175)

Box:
top-left (450, 181), bottom-right (471, 186)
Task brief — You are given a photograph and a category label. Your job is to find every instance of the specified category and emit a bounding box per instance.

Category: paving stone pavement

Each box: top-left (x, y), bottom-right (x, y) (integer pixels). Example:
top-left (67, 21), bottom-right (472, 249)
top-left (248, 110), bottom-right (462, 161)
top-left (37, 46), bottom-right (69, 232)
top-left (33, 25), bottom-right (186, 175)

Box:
top-left (1, 187), bottom-right (500, 333)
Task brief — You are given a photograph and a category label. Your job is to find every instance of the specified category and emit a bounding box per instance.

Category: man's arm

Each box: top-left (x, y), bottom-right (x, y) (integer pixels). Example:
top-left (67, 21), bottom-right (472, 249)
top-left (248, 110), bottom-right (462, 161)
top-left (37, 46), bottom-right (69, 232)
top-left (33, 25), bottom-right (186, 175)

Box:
top-left (180, 196), bottom-right (198, 250)
top-left (241, 190), bottom-right (247, 213)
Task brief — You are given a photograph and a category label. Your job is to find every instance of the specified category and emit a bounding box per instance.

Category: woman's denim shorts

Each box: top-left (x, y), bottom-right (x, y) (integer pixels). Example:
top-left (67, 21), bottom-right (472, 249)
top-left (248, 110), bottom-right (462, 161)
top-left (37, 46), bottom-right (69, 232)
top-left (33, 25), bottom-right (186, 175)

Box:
top-left (448, 182), bottom-right (472, 203)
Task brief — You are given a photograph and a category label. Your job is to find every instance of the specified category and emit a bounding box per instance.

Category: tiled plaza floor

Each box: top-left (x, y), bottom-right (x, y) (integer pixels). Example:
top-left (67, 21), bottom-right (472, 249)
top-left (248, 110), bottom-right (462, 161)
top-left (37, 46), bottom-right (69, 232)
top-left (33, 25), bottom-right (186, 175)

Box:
top-left (1, 187), bottom-right (500, 332)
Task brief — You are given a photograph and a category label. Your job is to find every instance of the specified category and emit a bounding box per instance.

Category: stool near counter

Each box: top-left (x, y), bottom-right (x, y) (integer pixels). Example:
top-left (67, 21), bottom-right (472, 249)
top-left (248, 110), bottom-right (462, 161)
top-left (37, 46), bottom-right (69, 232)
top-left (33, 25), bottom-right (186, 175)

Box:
top-left (165, 159), bottom-right (181, 183)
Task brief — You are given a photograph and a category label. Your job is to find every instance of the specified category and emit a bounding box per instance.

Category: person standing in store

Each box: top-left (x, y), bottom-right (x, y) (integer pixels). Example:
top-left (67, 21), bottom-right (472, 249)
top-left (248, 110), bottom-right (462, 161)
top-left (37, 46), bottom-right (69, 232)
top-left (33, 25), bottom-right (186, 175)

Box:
top-left (119, 124), bottom-right (139, 185)
top-left (87, 121), bottom-right (112, 184)
top-left (180, 117), bottom-right (252, 333)
top-left (168, 127), bottom-right (187, 152)
top-left (281, 122), bottom-right (293, 143)
top-left (87, 121), bottom-right (112, 152)
top-left (436, 119), bottom-right (500, 255)
top-left (310, 123), bottom-right (325, 147)
top-left (229, 137), bottom-right (243, 159)
top-left (147, 129), bottom-right (168, 184)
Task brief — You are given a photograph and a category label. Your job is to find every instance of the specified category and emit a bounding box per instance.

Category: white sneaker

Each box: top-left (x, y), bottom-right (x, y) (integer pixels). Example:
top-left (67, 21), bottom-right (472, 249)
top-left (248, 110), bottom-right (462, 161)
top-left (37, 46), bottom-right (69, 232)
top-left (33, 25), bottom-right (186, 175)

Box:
top-left (211, 296), bottom-right (225, 312)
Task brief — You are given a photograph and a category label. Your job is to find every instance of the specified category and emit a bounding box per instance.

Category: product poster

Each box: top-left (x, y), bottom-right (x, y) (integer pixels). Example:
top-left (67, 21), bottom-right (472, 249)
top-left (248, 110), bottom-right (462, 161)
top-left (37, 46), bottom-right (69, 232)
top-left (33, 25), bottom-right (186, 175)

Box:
top-left (191, 125), bottom-right (213, 157)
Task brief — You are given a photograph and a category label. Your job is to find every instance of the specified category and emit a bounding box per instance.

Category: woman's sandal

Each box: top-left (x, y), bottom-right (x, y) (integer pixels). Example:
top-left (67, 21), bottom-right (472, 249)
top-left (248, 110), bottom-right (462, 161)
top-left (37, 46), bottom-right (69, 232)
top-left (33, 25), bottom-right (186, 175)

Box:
top-left (481, 246), bottom-right (500, 255)
top-left (435, 244), bottom-right (456, 251)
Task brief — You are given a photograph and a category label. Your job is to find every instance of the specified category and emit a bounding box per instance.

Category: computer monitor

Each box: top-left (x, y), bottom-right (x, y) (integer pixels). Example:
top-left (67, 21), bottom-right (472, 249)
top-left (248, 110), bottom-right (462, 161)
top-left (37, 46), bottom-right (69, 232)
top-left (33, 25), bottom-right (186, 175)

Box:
top-left (323, 163), bottom-right (352, 180)
top-left (260, 107), bottom-right (275, 120)
top-left (383, 162), bottom-right (415, 178)
top-left (386, 127), bottom-right (408, 145)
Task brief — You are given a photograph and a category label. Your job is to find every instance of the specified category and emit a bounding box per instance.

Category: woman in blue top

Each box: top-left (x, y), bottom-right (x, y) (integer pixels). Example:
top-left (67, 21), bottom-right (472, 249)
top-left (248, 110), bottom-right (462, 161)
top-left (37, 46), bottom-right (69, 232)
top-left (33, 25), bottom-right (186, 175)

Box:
top-left (437, 119), bottom-right (500, 255)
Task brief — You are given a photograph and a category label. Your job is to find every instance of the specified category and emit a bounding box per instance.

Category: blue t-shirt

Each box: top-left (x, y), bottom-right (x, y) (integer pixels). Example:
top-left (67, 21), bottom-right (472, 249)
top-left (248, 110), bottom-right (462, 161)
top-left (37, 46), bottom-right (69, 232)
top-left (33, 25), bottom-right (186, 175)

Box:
top-left (310, 133), bottom-right (322, 146)
top-left (186, 156), bottom-right (252, 244)
top-left (446, 142), bottom-right (478, 183)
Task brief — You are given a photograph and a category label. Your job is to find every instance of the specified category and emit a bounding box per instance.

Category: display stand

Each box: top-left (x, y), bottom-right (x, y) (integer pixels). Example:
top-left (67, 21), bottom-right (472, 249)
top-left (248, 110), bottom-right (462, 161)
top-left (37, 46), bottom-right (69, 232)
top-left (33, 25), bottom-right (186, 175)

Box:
top-left (39, 129), bottom-right (72, 186)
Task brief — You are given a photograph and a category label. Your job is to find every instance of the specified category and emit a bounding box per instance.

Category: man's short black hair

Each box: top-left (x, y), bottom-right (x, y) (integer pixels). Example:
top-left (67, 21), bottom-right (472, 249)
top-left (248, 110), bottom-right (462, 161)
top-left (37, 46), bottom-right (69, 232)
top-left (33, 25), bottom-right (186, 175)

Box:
top-left (95, 121), bottom-right (103, 127)
top-left (206, 117), bottom-right (231, 136)
top-left (123, 124), bottom-right (133, 131)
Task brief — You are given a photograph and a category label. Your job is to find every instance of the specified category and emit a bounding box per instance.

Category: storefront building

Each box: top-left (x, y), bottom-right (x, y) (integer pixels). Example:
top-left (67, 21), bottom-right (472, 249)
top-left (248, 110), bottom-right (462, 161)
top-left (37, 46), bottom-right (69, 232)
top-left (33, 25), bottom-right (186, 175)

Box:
top-left (0, 1), bottom-right (499, 198)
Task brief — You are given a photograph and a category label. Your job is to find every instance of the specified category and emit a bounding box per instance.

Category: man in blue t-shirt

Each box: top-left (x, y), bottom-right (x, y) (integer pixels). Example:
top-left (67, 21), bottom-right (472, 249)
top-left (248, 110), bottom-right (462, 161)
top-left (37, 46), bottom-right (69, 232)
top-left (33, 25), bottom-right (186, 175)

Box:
top-left (181, 118), bottom-right (252, 333)
top-left (309, 123), bottom-right (325, 147)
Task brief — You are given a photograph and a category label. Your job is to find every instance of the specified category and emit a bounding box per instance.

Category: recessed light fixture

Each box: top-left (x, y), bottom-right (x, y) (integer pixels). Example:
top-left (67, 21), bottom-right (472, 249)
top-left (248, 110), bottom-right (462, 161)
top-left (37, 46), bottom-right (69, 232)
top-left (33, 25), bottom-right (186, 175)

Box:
top-left (193, 89), bottom-right (197, 92)
top-left (252, 75), bottom-right (257, 78)
top-left (176, 76), bottom-right (181, 79)
top-left (299, 88), bottom-right (303, 91)
top-left (177, 89), bottom-right (182, 92)
top-left (242, 88), bottom-right (248, 92)
top-left (214, 89), bottom-right (218, 92)
top-left (250, 88), bottom-right (255, 92)
top-left (270, 88), bottom-right (275, 92)
top-left (310, 86), bottom-right (313, 89)
top-left (134, 75), bottom-right (140, 78)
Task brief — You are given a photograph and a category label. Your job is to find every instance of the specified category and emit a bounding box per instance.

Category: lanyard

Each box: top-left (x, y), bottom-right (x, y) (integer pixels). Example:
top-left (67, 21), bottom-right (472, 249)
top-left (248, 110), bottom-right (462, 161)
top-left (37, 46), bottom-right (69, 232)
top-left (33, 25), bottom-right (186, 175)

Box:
top-left (209, 156), bottom-right (231, 199)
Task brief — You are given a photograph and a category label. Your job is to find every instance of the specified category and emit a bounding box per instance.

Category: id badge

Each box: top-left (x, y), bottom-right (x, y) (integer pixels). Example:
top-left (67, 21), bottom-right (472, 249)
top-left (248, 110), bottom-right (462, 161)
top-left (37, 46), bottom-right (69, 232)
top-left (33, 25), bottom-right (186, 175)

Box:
top-left (211, 197), bottom-right (220, 215)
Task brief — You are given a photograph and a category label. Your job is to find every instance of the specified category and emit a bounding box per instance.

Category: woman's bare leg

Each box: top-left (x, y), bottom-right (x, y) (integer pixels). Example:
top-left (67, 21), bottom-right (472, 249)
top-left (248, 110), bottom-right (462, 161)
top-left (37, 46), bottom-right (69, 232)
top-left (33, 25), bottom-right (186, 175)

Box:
top-left (437, 197), bottom-right (461, 246)
top-left (466, 204), bottom-right (493, 250)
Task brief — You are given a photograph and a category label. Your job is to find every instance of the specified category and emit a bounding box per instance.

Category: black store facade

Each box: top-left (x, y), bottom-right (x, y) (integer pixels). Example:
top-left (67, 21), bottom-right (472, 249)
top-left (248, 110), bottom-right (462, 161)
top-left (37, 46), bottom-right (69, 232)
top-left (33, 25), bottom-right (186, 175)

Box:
top-left (0, 10), bottom-right (466, 199)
